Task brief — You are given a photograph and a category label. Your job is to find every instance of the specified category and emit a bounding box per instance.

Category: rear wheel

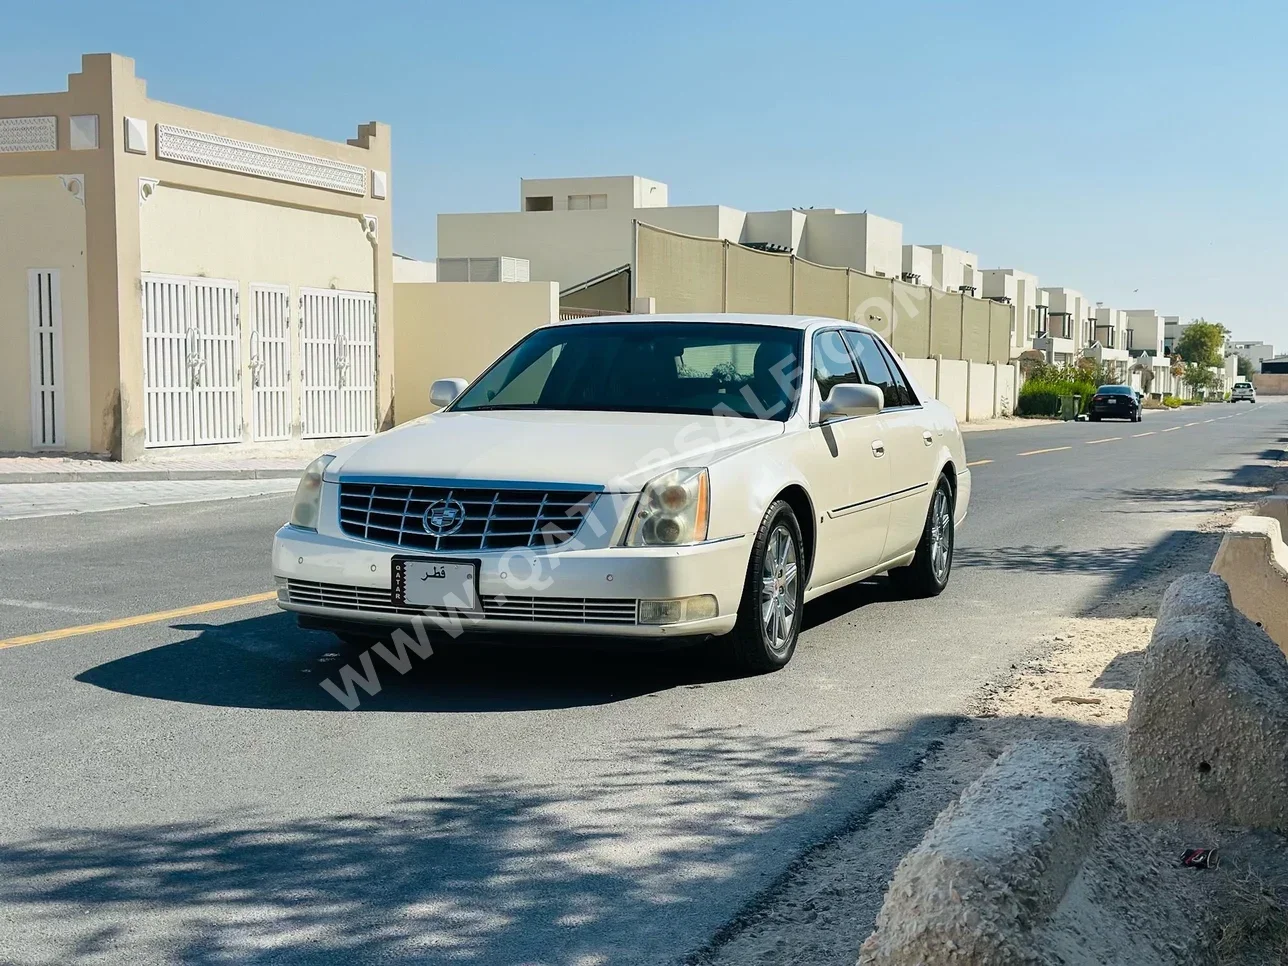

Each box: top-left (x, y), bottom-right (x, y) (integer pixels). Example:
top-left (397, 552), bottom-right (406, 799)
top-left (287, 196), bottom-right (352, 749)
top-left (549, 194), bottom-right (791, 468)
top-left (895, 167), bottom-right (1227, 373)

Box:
top-left (725, 500), bottom-right (804, 674)
top-left (889, 475), bottom-right (955, 598)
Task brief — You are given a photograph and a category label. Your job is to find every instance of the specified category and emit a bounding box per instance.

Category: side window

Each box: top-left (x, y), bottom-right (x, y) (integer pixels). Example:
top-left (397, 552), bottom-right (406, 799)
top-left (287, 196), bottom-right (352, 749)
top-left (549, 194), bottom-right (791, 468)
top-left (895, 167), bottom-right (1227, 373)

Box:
top-left (843, 331), bottom-right (901, 407)
top-left (876, 340), bottom-right (918, 407)
top-left (811, 330), bottom-right (860, 406)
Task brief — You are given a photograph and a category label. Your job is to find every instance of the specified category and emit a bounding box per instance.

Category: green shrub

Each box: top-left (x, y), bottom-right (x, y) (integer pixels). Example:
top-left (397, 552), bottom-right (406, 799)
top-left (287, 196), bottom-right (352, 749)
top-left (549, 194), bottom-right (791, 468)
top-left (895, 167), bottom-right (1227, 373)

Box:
top-left (1162, 396), bottom-right (1182, 409)
top-left (1017, 365), bottom-right (1099, 417)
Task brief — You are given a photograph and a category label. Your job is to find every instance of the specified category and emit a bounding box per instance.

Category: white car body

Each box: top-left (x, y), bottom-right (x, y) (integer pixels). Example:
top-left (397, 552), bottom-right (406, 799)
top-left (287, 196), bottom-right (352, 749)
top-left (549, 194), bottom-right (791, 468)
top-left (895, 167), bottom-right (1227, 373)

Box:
top-left (273, 314), bottom-right (970, 643)
top-left (1231, 381), bottom-right (1256, 402)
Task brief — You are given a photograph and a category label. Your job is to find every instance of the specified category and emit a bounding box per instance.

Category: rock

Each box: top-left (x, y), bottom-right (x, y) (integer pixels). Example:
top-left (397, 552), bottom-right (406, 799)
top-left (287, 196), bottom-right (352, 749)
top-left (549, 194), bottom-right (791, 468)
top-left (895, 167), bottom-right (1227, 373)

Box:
top-left (1210, 512), bottom-right (1288, 651)
top-left (1125, 573), bottom-right (1288, 830)
top-left (859, 740), bottom-right (1114, 966)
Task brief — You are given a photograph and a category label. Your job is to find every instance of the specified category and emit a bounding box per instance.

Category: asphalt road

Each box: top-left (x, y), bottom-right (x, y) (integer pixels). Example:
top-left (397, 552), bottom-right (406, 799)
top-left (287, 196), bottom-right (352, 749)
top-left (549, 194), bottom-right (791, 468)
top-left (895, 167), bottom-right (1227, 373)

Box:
top-left (0, 399), bottom-right (1283, 965)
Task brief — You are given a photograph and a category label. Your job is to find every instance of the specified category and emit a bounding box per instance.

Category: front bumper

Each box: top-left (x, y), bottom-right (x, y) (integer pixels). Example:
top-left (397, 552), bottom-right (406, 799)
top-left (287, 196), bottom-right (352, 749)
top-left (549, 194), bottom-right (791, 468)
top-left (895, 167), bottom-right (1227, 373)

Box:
top-left (273, 526), bottom-right (749, 639)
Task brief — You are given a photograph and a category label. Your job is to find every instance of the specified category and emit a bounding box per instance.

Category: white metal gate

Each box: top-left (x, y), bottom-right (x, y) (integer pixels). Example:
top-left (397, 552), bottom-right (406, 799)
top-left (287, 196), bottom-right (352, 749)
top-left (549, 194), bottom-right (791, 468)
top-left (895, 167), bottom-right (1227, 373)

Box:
top-left (142, 274), bottom-right (241, 447)
top-left (28, 269), bottom-right (65, 450)
top-left (300, 288), bottom-right (376, 438)
top-left (250, 285), bottom-right (292, 441)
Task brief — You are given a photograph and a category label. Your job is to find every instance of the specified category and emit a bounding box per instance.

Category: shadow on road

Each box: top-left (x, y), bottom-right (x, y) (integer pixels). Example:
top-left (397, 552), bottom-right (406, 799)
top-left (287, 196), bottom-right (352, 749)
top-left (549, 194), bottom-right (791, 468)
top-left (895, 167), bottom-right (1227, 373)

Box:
top-left (0, 715), bottom-right (959, 966)
top-left (76, 610), bottom-right (756, 713)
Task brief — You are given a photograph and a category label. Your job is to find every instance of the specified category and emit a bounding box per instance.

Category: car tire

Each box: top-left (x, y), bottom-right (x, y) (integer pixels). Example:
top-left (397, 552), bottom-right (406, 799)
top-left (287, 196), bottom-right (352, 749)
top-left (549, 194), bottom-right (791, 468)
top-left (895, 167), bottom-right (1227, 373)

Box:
top-left (1090, 414), bottom-right (1100, 422)
top-left (726, 499), bottom-right (805, 674)
top-left (889, 474), bottom-right (955, 599)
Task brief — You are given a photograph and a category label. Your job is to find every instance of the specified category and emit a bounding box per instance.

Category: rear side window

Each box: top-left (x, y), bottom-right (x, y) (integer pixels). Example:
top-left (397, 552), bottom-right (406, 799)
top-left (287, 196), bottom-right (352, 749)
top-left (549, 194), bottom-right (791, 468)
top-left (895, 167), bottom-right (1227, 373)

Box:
top-left (844, 331), bottom-right (910, 407)
top-left (876, 340), bottom-right (918, 407)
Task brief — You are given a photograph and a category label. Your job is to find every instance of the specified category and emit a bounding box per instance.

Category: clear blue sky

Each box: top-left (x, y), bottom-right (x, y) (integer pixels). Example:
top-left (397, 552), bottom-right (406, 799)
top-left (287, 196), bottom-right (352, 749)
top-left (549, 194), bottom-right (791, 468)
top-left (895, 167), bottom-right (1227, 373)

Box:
top-left (4, 0), bottom-right (1284, 344)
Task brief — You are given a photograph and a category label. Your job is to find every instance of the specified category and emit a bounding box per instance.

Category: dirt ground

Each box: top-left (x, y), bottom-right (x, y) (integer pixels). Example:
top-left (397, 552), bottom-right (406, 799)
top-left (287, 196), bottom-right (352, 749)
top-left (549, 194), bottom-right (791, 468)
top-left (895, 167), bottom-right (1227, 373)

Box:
top-left (693, 486), bottom-right (1288, 966)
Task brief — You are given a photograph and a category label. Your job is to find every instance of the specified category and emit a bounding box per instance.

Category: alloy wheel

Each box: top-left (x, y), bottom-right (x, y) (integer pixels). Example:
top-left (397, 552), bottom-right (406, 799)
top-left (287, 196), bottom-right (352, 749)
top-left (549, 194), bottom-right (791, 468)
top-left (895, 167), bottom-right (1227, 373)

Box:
top-left (760, 524), bottom-right (799, 653)
top-left (929, 488), bottom-right (953, 583)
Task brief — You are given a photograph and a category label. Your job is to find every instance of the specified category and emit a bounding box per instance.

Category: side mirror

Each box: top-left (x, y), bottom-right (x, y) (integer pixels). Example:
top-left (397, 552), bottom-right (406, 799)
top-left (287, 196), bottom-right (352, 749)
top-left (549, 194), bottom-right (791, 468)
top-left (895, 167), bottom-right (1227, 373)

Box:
top-left (820, 383), bottom-right (883, 420)
top-left (430, 377), bottom-right (468, 409)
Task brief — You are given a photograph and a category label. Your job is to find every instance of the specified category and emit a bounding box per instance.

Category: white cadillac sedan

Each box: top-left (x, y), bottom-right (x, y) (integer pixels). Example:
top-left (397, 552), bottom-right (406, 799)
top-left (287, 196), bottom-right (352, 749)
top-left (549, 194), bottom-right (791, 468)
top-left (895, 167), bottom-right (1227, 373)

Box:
top-left (273, 314), bottom-right (970, 672)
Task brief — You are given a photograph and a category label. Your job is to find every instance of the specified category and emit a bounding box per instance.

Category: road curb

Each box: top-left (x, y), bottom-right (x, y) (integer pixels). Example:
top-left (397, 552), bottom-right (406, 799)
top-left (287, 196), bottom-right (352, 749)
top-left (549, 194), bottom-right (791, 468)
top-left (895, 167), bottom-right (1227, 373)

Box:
top-left (859, 740), bottom-right (1115, 965)
top-left (0, 468), bottom-right (302, 484)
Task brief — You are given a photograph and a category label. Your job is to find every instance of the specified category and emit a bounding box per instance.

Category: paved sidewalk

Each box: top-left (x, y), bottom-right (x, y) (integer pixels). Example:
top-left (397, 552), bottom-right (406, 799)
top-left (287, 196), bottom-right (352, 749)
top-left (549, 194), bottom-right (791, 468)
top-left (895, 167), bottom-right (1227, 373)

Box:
top-left (0, 479), bottom-right (299, 519)
top-left (0, 454), bottom-right (309, 484)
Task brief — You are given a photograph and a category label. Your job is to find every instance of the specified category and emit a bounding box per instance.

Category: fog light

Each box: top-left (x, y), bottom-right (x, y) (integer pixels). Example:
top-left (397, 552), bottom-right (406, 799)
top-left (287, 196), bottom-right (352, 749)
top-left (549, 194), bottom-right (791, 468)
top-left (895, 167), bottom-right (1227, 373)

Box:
top-left (638, 595), bottom-right (718, 625)
top-left (275, 576), bottom-right (289, 602)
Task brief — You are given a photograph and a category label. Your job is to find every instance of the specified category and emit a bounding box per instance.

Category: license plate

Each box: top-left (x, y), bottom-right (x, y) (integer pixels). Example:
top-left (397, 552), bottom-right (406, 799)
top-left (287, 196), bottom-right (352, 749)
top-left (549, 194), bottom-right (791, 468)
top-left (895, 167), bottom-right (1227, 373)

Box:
top-left (394, 558), bottom-right (478, 611)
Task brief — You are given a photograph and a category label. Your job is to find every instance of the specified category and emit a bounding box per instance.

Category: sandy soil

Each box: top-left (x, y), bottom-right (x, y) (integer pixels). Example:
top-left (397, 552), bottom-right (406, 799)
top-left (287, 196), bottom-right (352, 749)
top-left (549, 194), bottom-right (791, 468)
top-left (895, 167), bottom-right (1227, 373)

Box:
top-left (693, 487), bottom-right (1288, 966)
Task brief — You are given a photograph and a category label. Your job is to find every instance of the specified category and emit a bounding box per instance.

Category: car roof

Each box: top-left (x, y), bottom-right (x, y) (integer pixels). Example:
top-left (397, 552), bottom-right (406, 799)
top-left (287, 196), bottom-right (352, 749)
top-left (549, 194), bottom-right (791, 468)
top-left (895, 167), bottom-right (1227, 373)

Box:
top-left (548, 313), bottom-right (874, 335)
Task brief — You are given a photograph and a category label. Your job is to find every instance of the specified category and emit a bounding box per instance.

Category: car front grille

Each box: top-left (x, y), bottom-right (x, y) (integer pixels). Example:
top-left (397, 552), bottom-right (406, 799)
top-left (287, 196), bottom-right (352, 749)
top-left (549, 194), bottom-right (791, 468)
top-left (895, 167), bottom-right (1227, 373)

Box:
top-left (283, 579), bottom-right (638, 626)
top-left (337, 481), bottom-right (598, 552)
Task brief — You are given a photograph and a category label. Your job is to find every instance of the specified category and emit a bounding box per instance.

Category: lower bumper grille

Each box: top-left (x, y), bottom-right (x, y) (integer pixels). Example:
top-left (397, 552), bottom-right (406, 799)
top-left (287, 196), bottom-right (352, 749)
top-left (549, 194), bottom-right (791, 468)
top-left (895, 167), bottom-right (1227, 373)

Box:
top-left (283, 579), bottom-right (638, 626)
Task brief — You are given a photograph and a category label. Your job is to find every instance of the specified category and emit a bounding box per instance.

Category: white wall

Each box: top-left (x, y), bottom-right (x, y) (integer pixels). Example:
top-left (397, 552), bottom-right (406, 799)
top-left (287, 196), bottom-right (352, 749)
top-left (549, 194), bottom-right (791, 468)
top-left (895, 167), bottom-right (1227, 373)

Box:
top-left (968, 362), bottom-right (994, 421)
top-left (520, 176), bottom-right (664, 212)
top-left (938, 359), bottom-right (970, 422)
top-left (646, 205), bottom-right (739, 241)
top-left (985, 267), bottom-right (1041, 351)
top-left (393, 255), bottom-right (436, 283)
top-left (1125, 309), bottom-right (1164, 356)
top-left (924, 244), bottom-right (978, 292)
top-left (743, 209), bottom-right (806, 252)
top-left (1230, 341), bottom-right (1276, 370)
top-left (800, 211), bottom-right (903, 278)
top-left (439, 209), bottom-right (633, 290)
top-left (902, 244), bottom-right (933, 283)
top-left (863, 214), bottom-right (903, 278)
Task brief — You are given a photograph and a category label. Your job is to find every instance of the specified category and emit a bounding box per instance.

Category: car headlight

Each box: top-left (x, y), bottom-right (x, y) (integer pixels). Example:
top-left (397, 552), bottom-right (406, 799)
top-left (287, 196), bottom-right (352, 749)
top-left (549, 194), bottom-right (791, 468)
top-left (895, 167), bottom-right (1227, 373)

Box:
top-left (625, 467), bottom-right (710, 547)
top-left (289, 455), bottom-right (335, 530)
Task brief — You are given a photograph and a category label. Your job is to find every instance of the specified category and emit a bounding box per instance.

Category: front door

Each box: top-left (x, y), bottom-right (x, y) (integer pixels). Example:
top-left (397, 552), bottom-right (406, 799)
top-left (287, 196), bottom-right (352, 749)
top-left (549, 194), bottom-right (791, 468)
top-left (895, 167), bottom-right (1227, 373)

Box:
top-left (844, 330), bottom-right (938, 558)
top-left (800, 329), bottom-right (892, 588)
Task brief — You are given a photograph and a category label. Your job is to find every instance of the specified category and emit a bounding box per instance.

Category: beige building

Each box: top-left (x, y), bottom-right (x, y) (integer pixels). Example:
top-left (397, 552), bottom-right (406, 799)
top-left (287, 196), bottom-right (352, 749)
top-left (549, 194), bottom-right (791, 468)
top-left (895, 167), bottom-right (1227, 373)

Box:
top-left (0, 53), bottom-right (393, 459)
top-left (982, 267), bottom-right (1046, 358)
top-left (437, 175), bottom-right (905, 299)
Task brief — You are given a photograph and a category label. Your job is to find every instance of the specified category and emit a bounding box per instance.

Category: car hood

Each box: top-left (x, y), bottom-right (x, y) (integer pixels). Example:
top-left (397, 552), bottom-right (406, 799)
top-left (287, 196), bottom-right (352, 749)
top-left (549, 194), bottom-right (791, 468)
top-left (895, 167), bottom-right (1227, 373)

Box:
top-left (326, 410), bottom-right (784, 491)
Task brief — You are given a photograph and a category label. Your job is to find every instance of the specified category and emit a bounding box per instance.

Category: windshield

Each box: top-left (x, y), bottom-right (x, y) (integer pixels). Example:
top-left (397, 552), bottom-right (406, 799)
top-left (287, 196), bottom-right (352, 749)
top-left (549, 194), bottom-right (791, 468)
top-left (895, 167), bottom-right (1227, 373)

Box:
top-left (450, 322), bottom-right (805, 420)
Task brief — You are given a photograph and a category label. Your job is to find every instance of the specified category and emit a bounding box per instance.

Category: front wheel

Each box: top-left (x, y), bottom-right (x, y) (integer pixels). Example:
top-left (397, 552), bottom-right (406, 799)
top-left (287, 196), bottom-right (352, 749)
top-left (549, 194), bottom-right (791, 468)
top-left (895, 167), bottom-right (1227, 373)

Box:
top-left (889, 475), bottom-right (955, 598)
top-left (725, 500), bottom-right (805, 674)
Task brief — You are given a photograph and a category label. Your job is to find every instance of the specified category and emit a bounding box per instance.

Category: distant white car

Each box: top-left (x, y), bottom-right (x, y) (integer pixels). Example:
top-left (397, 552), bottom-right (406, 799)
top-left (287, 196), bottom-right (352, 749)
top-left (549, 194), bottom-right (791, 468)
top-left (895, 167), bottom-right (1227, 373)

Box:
top-left (1231, 381), bottom-right (1256, 403)
top-left (273, 314), bottom-right (971, 672)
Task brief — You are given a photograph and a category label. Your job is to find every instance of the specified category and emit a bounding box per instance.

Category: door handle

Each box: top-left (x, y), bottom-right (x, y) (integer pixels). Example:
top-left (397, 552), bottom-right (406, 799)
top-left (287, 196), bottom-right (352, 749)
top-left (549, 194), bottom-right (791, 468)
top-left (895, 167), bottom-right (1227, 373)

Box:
top-left (922, 431), bottom-right (934, 446)
top-left (871, 440), bottom-right (885, 458)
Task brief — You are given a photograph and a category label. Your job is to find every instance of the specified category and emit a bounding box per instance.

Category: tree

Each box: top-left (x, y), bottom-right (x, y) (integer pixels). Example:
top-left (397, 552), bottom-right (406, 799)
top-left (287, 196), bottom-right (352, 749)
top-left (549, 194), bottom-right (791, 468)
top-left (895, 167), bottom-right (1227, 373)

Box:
top-left (1237, 354), bottom-right (1254, 377)
top-left (1186, 363), bottom-right (1219, 393)
top-left (1174, 319), bottom-right (1227, 370)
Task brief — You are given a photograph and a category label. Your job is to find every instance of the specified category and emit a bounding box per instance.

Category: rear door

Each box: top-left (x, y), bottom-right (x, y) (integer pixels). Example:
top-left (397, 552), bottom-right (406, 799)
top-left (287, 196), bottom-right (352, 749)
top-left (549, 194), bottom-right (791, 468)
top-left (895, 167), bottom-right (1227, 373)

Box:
top-left (844, 330), bottom-right (936, 559)
top-left (799, 328), bottom-right (892, 587)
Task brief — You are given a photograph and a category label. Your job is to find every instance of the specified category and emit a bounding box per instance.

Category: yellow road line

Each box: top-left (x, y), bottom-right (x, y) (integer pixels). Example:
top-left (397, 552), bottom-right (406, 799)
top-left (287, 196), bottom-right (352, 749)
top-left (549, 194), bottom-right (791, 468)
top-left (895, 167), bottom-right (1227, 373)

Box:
top-left (1085, 437), bottom-right (1122, 445)
top-left (1017, 446), bottom-right (1073, 457)
top-left (0, 591), bottom-right (276, 651)
top-left (1133, 431), bottom-right (1156, 437)
top-left (1162, 427), bottom-right (1181, 433)
top-left (967, 459), bottom-right (993, 467)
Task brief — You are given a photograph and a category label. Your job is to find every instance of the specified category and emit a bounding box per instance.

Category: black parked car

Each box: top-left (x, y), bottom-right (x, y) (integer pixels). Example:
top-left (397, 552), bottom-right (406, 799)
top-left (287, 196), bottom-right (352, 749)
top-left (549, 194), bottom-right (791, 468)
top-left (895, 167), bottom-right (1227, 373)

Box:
top-left (1088, 384), bottom-right (1143, 422)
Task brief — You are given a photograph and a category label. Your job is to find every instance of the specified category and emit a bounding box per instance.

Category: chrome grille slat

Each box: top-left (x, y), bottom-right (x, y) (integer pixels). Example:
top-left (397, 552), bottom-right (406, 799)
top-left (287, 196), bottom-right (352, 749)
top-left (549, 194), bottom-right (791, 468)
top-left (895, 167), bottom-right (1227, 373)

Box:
top-left (284, 580), bottom-right (637, 625)
top-left (338, 481), bottom-right (596, 552)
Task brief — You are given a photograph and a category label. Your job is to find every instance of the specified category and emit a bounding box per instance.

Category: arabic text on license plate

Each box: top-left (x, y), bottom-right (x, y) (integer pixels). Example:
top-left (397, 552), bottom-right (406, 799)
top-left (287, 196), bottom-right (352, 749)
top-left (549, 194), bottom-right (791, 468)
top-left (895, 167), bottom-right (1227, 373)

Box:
top-left (402, 560), bottom-right (476, 610)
